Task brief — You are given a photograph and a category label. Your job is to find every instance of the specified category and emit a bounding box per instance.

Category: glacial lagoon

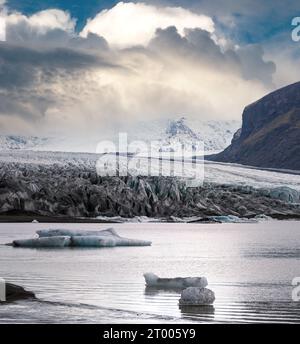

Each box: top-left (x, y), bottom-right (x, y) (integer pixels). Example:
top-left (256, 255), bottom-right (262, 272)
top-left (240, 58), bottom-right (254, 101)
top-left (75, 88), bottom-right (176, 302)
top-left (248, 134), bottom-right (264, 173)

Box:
top-left (0, 221), bottom-right (300, 323)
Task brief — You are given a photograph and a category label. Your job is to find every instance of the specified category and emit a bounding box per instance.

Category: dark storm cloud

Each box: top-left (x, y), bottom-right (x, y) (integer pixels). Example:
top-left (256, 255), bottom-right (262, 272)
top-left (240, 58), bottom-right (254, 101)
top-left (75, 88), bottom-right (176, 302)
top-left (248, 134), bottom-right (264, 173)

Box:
top-left (0, 35), bottom-right (117, 119)
top-left (0, 2), bottom-right (283, 136)
top-left (149, 26), bottom-right (276, 86)
top-left (147, 0), bottom-right (299, 44)
top-left (0, 42), bottom-right (113, 89)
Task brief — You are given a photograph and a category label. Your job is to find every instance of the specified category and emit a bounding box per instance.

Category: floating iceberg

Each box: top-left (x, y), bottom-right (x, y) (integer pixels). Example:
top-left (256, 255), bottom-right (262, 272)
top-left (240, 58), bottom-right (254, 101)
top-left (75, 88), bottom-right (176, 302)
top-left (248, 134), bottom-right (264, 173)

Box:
top-left (10, 228), bottom-right (152, 248)
top-left (71, 236), bottom-right (116, 247)
top-left (179, 287), bottom-right (215, 306)
top-left (144, 273), bottom-right (208, 289)
top-left (12, 236), bottom-right (71, 248)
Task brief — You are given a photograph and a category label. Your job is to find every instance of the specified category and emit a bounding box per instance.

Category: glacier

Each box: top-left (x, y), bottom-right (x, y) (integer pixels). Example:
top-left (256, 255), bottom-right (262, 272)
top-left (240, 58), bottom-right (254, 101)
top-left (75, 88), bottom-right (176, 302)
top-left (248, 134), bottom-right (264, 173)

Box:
top-left (0, 150), bottom-right (299, 220)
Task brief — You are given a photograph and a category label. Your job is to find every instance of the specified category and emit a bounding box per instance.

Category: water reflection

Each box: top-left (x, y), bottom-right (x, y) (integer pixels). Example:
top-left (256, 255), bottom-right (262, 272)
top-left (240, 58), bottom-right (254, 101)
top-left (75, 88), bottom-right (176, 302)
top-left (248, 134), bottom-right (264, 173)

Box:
top-left (144, 286), bottom-right (183, 296)
top-left (180, 305), bottom-right (215, 318)
top-left (1, 221), bottom-right (300, 323)
top-left (243, 247), bottom-right (300, 258)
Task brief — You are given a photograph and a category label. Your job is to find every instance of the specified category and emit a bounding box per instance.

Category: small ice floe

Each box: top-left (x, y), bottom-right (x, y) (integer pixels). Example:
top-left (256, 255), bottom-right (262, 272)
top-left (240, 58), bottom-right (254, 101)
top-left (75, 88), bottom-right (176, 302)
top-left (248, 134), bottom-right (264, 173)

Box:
top-left (144, 273), bottom-right (208, 289)
top-left (179, 287), bottom-right (215, 306)
top-left (95, 216), bottom-right (160, 223)
top-left (254, 214), bottom-right (273, 221)
top-left (32, 219), bottom-right (39, 223)
top-left (10, 228), bottom-right (151, 248)
top-left (210, 215), bottom-right (256, 223)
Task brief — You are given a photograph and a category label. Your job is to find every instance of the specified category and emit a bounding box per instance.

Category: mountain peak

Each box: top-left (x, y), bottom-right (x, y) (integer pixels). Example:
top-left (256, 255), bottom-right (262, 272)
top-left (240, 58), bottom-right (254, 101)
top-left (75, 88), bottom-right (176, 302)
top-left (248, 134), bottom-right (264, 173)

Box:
top-left (166, 117), bottom-right (200, 140)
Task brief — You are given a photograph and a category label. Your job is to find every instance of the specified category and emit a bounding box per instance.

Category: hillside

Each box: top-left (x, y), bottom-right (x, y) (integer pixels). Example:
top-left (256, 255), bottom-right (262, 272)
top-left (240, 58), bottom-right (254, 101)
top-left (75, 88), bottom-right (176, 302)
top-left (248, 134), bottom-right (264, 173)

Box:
top-left (208, 82), bottom-right (300, 170)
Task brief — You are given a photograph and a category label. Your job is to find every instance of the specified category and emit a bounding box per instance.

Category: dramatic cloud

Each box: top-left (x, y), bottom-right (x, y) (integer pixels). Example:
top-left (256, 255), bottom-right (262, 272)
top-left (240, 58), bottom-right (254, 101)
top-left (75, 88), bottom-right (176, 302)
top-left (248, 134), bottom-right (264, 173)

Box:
top-left (149, 0), bottom-right (300, 44)
top-left (0, 17), bottom-right (5, 41)
top-left (0, 2), bottom-right (281, 147)
top-left (81, 2), bottom-right (214, 48)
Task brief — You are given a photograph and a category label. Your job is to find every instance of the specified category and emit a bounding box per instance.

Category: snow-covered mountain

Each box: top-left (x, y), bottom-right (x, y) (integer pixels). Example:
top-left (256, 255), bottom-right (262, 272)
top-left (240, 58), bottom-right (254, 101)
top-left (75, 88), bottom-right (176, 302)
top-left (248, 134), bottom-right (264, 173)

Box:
top-left (138, 117), bottom-right (241, 154)
top-left (155, 117), bottom-right (203, 154)
top-left (0, 118), bottom-right (240, 154)
top-left (195, 119), bottom-right (241, 152)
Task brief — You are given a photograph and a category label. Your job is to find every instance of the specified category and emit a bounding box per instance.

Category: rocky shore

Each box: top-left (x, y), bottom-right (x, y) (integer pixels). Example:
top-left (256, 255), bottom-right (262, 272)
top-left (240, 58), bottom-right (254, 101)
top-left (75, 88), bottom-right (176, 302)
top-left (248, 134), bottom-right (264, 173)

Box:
top-left (2, 283), bottom-right (35, 303)
top-left (0, 161), bottom-right (299, 220)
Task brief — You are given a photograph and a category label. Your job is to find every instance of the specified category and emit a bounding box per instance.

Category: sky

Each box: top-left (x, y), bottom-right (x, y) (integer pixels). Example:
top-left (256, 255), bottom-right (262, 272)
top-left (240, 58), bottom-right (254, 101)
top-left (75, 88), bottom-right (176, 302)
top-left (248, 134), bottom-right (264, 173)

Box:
top-left (0, 0), bottom-right (299, 143)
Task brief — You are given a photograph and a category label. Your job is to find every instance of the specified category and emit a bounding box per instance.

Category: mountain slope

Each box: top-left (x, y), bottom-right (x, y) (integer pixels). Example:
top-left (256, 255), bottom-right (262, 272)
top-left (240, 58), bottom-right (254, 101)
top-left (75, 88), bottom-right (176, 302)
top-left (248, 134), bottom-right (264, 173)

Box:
top-left (0, 135), bottom-right (51, 151)
top-left (126, 117), bottom-right (240, 154)
top-left (208, 82), bottom-right (300, 170)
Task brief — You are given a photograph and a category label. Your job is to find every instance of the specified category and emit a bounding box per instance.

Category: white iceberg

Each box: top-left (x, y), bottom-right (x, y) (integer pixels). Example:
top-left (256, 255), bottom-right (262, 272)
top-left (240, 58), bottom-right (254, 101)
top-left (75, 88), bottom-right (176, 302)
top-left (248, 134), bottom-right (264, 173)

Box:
top-left (144, 273), bottom-right (208, 289)
top-left (11, 228), bottom-right (152, 248)
top-left (179, 287), bottom-right (215, 306)
top-left (71, 236), bottom-right (116, 247)
top-left (12, 236), bottom-right (71, 248)
top-left (70, 235), bottom-right (151, 247)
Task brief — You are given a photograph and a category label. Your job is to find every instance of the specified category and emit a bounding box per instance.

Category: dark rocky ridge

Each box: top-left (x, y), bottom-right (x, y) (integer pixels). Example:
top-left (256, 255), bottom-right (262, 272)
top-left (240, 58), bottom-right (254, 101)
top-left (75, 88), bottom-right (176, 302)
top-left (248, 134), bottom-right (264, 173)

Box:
top-left (208, 82), bottom-right (300, 170)
top-left (0, 161), bottom-right (299, 219)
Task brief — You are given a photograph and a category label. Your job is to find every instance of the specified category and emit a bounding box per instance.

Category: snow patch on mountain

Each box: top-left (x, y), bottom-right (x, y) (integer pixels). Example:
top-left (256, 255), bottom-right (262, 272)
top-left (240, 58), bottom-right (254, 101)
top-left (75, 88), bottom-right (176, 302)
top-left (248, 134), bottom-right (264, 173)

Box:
top-left (0, 135), bottom-right (51, 151)
top-left (148, 117), bottom-right (240, 154)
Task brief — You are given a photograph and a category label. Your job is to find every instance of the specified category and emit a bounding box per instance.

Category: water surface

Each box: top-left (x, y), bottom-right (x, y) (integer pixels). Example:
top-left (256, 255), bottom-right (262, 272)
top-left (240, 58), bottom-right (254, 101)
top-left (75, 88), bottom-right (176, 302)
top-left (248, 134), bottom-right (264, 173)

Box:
top-left (0, 221), bottom-right (299, 323)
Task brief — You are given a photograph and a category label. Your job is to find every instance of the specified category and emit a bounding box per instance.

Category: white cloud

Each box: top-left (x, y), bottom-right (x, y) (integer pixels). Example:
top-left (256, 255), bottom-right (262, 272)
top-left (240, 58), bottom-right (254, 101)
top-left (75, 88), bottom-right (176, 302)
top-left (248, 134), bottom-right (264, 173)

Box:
top-left (7, 9), bottom-right (75, 35)
top-left (0, 13), bottom-right (5, 41)
top-left (81, 1), bottom-right (214, 48)
top-left (0, 0), bottom-right (6, 41)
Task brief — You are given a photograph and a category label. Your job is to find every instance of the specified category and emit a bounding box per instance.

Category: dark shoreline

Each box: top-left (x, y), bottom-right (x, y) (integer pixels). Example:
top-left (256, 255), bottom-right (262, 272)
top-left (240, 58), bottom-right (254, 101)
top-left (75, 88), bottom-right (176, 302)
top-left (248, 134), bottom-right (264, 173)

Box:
top-left (0, 214), bottom-right (120, 223)
top-left (1, 213), bottom-right (300, 223)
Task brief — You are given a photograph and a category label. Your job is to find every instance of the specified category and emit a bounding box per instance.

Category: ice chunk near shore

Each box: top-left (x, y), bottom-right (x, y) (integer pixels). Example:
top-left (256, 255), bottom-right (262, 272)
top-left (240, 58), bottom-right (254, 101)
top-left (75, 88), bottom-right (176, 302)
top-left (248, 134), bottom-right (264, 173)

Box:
top-left (179, 287), bottom-right (215, 306)
top-left (254, 214), bottom-right (273, 221)
top-left (144, 273), bottom-right (208, 289)
top-left (36, 228), bottom-right (118, 238)
top-left (12, 236), bottom-right (71, 248)
top-left (210, 215), bottom-right (256, 223)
